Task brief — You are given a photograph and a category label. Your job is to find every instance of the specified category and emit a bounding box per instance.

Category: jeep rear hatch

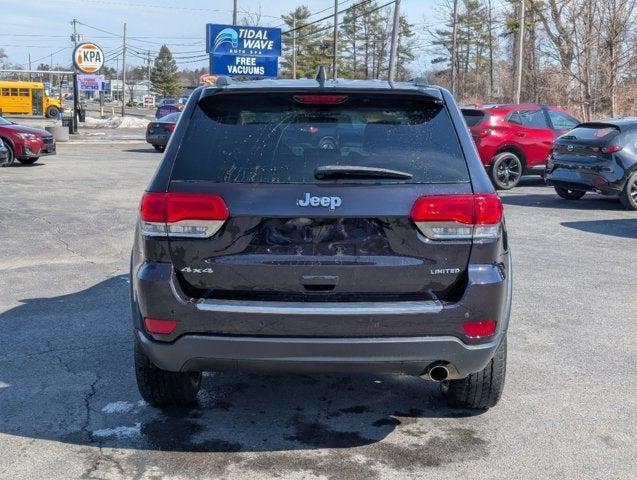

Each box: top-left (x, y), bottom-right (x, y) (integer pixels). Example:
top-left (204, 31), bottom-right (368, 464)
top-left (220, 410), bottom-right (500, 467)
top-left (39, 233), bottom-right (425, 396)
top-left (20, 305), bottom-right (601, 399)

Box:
top-left (158, 91), bottom-right (493, 302)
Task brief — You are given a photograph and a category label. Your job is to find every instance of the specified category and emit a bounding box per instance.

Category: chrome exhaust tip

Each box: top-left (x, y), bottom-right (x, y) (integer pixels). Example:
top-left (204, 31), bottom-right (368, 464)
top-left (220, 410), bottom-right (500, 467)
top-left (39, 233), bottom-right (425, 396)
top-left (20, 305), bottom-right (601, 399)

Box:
top-left (428, 365), bottom-right (449, 382)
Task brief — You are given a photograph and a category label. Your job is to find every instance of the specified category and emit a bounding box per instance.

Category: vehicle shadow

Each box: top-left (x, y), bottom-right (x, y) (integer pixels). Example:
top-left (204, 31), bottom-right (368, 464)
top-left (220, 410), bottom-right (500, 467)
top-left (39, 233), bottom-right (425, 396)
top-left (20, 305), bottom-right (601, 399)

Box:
top-left (0, 276), bottom-right (483, 456)
top-left (123, 148), bottom-right (160, 154)
top-left (517, 176), bottom-right (547, 188)
top-left (561, 218), bottom-right (637, 239)
top-left (7, 162), bottom-right (46, 168)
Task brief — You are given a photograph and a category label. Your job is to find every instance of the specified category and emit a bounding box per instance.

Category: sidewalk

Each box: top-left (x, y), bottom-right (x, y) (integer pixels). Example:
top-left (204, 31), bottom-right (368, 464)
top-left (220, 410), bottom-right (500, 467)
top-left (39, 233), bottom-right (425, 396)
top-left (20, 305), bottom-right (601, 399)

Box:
top-left (68, 127), bottom-right (145, 143)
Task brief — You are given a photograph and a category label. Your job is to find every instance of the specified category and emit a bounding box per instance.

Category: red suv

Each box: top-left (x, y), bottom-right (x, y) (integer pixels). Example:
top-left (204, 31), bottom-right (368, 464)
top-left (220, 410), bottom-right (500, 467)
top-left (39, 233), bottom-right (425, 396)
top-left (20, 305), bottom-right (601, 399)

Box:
top-left (462, 104), bottom-right (579, 189)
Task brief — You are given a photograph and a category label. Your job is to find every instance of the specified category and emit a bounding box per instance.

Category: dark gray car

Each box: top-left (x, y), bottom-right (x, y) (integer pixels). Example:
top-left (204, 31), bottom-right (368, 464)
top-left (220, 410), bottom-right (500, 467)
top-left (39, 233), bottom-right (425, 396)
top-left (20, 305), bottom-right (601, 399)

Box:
top-left (546, 118), bottom-right (637, 209)
top-left (130, 77), bottom-right (512, 410)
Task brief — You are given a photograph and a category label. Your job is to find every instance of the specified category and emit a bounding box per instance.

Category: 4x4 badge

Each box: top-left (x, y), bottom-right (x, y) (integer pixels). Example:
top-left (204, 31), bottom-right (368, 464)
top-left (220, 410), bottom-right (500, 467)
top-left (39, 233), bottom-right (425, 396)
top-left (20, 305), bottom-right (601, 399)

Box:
top-left (297, 192), bottom-right (342, 210)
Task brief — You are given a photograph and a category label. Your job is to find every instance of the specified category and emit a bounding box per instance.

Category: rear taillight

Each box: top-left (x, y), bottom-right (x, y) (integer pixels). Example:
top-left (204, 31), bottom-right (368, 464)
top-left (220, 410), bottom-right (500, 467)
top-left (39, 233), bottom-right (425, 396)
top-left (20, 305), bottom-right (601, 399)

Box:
top-left (479, 128), bottom-right (494, 138)
top-left (140, 192), bottom-right (229, 238)
top-left (144, 317), bottom-right (177, 335)
top-left (165, 124), bottom-right (176, 133)
top-left (463, 320), bottom-right (497, 338)
top-left (601, 145), bottom-right (622, 154)
top-left (410, 194), bottom-right (503, 240)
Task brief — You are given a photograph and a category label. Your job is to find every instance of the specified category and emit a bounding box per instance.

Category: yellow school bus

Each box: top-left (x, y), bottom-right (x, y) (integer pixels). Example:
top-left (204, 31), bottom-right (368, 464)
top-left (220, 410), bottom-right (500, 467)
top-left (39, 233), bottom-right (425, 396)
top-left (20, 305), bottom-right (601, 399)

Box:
top-left (0, 81), bottom-right (64, 118)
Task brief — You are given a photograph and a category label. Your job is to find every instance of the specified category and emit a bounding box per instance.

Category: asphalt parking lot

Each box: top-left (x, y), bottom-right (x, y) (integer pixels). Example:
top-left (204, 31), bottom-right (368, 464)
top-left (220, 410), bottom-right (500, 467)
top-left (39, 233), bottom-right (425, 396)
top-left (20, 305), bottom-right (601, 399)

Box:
top-left (1, 142), bottom-right (635, 480)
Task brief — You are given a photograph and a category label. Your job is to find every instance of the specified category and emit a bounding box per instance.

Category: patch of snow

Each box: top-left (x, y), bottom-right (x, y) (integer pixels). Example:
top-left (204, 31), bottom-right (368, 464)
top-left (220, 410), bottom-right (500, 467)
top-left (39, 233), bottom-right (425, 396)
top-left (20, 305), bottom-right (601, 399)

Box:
top-left (83, 115), bottom-right (149, 129)
top-left (101, 401), bottom-right (135, 414)
top-left (93, 423), bottom-right (141, 438)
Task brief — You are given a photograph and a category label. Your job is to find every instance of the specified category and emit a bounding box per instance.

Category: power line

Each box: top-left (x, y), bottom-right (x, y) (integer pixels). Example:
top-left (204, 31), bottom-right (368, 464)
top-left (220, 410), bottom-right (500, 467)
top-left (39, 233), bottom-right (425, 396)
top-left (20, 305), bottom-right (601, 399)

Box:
top-left (284, 0), bottom-right (377, 35)
top-left (293, 0), bottom-right (395, 44)
top-left (19, 47), bottom-right (72, 67)
top-left (274, 0), bottom-right (359, 29)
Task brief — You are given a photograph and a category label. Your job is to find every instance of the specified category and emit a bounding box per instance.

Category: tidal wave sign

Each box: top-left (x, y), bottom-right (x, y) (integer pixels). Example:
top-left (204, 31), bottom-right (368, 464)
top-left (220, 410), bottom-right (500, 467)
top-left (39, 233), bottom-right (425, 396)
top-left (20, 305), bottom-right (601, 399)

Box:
top-left (206, 24), bottom-right (281, 78)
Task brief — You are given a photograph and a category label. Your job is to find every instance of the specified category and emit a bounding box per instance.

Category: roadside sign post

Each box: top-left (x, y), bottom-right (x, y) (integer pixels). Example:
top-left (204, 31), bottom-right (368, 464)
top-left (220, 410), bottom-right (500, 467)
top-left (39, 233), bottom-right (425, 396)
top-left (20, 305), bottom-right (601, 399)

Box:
top-left (206, 24), bottom-right (281, 79)
top-left (72, 42), bottom-right (105, 133)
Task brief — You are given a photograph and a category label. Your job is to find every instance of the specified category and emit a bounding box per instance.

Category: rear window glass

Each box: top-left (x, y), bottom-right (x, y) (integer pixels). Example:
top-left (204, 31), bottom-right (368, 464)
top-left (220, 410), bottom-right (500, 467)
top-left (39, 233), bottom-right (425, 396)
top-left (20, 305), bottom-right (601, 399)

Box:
top-left (563, 126), bottom-right (619, 140)
top-left (160, 112), bottom-right (181, 122)
top-left (170, 92), bottom-right (470, 184)
top-left (462, 109), bottom-right (486, 127)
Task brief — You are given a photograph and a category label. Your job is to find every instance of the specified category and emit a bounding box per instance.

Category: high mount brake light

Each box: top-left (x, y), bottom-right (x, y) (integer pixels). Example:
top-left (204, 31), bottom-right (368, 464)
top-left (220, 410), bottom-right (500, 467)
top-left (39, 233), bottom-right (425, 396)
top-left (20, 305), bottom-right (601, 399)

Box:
top-left (410, 194), bottom-right (503, 240)
top-left (293, 95), bottom-right (349, 105)
top-left (140, 192), bottom-right (229, 238)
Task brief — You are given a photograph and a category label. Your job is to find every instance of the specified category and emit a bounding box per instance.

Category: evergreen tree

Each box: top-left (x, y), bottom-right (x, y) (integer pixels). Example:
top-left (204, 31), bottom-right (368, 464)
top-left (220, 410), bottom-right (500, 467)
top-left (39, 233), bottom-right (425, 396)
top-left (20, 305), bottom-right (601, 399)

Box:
top-left (150, 45), bottom-right (182, 97)
top-left (281, 7), bottom-right (332, 79)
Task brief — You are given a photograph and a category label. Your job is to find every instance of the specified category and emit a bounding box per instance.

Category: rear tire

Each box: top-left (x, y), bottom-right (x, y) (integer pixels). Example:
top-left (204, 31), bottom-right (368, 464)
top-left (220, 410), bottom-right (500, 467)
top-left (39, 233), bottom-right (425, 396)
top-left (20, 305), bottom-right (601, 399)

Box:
top-left (554, 186), bottom-right (586, 200)
top-left (440, 336), bottom-right (507, 410)
top-left (134, 338), bottom-right (201, 407)
top-left (17, 157), bottom-right (38, 165)
top-left (489, 152), bottom-right (523, 190)
top-left (619, 172), bottom-right (637, 210)
top-left (153, 145), bottom-right (165, 152)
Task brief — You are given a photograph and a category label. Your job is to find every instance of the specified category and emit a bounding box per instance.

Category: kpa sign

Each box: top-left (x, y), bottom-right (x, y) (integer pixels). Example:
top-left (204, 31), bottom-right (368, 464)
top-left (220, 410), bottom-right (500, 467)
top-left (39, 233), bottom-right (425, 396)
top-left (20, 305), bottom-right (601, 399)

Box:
top-left (206, 24), bottom-right (281, 77)
top-left (73, 42), bottom-right (104, 73)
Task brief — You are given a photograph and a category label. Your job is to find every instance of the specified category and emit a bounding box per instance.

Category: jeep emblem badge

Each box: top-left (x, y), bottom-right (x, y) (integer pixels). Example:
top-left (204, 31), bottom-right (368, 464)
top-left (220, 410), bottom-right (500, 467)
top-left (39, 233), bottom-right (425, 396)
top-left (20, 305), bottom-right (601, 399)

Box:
top-left (297, 192), bottom-right (342, 210)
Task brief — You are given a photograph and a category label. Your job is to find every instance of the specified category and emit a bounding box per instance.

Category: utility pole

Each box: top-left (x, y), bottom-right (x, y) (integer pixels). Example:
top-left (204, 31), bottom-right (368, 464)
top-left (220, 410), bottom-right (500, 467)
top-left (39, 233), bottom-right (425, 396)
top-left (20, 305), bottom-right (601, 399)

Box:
top-left (28, 53), bottom-right (32, 81)
top-left (49, 52), bottom-right (53, 85)
top-left (332, 0), bottom-right (339, 79)
top-left (513, 0), bottom-right (525, 104)
top-left (388, 0), bottom-right (401, 82)
top-left (450, 0), bottom-right (459, 95)
top-left (292, 14), bottom-right (297, 79)
top-left (71, 18), bottom-right (80, 133)
top-left (488, 0), bottom-right (494, 98)
top-left (147, 50), bottom-right (151, 96)
top-left (233, 0), bottom-right (238, 24)
top-left (121, 22), bottom-right (127, 117)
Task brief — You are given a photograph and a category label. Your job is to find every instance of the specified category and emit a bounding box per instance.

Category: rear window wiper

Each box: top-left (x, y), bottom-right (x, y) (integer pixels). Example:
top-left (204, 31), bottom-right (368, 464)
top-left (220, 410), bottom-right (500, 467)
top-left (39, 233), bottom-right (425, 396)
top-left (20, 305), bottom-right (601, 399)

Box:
top-left (314, 165), bottom-right (413, 180)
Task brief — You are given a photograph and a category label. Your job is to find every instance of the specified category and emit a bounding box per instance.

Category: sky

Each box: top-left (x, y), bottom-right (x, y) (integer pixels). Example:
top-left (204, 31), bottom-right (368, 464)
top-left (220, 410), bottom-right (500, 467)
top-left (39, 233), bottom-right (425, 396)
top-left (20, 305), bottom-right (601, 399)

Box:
top-left (0, 0), bottom-right (442, 73)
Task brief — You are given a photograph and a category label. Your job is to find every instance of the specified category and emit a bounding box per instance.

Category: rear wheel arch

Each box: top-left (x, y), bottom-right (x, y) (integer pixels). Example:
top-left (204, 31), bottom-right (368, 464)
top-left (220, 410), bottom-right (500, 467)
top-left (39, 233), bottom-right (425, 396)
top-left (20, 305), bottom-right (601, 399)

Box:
top-left (493, 145), bottom-right (527, 169)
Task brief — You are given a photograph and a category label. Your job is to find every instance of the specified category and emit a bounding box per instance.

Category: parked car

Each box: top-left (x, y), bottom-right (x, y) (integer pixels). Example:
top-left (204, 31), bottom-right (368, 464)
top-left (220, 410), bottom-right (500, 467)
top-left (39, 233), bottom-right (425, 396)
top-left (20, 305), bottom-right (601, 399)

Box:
top-left (145, 112), bottom-right (180, 152)
top-left (0, 116), bottom-right (56, 166)
top-left (0, 138), bottom-right (9, 166)
top-left (157, 98), bottom-right (178, 108)
top-left (546, 119), bottom-right (637, 210)
top-left (131, 77), bottom-right (512, 410)
top-left (462, 104), bottom-right (580, 189)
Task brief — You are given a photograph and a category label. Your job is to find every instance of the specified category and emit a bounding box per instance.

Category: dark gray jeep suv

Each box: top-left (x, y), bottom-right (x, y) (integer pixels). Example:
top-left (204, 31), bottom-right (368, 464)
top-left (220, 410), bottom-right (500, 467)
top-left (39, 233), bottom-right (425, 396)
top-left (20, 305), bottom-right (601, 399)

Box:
top-left (130, 76), bottom-right (512, 410)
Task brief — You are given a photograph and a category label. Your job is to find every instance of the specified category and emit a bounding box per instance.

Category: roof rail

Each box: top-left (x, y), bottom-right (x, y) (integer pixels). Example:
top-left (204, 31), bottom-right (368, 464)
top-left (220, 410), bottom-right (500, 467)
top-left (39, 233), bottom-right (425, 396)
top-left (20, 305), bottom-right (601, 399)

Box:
top-left (316, 66), bottom-right (327, 87)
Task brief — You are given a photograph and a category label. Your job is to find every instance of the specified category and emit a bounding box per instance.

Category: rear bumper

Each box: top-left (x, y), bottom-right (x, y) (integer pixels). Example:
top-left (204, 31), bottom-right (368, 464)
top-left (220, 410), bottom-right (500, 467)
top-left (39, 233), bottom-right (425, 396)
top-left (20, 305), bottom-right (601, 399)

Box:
top-left (136, 329), bottom-right (504, 378)
top-left (132, 251), bottom-right (512, 377)
top-left (546, 167), bottom-right (624, 194)
top-left (146, 134), bottom-right (169, 146)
